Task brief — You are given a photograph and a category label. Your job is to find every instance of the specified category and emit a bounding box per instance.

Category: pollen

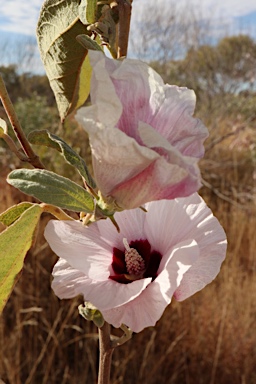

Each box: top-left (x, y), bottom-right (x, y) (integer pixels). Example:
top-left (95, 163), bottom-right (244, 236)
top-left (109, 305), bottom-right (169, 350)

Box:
top-left (123, 238), bottom-right (146, 276)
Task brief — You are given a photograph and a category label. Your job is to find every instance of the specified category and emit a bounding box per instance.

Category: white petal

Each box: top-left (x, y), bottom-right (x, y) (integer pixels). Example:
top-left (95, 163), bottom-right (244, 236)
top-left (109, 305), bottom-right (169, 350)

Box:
top-left (158, 239), bottom-right (200, 285)
top-left (144, 199), bottom-right (185, 254)
top-left (87, 52), bottom-right (208, 158)
top-left (144, 195), bottom-right (206, 254)
top-left (97, 207), bottom-right (147, 249)
top-left (148, 85), bottom-right (208, 157)
top-left (82, 277), bottom-right (152, 311)
top-left (45, 220), bottom-right (112, 280)
top-left (88, 51), bottom-right (122, 127)
top-left (108, 56), bottom-right (165, 139)
top-left (101, 282), bottom-right (168, 333)
top-left (138, 121), bottom-right (175, 152)
top-left (82, 124), bottom-right (158, 199)
top-left (144, 194), bottom-right (227, 300)
top-left (52, 258), bottom-right (152, 310)
top-left (101, 240), bottom-right (199, 332)
top-left (174, 236), bottom-right (227, 301)
top-left (52, 258), bottom-right (90, 299)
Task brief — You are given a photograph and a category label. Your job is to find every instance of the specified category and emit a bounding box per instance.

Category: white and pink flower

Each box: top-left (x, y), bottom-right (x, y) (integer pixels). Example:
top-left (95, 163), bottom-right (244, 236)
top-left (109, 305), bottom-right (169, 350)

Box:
top-left (44, 193), bottom-right (227, 333)
top-left (76, 51), bottom-right (209, 210)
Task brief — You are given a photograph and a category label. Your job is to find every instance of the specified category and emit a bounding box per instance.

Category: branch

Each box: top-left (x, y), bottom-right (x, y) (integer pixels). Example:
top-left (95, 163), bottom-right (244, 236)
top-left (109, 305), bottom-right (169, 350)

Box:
top-left (98, 322), bottom-right (114, 384)
top-left (116, 0), bottom-right (133, 58)
top-left (0, 131), bottom-right (27, 161)
top-left (0, 76), bottom-right (45, 169)
top-left (97, 322), bottom-right (132, 383)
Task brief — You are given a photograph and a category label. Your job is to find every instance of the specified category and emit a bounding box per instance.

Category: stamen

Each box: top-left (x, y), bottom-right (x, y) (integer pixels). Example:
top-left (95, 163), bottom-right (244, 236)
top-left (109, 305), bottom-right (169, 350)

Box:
top-left (123, 238), bottom-right (145, 277)
top-left (123, 238), bottom-right (131, 252)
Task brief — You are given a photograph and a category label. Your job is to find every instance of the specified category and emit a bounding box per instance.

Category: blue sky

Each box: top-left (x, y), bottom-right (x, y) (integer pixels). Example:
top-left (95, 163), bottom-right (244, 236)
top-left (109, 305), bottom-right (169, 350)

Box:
top-left (0, 0), bottom-right (256, 72)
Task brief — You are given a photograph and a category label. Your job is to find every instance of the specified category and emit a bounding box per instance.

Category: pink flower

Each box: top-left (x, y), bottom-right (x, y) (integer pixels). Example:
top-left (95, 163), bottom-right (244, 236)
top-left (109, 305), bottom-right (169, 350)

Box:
top-left (76, 51), bottom-right (208, 209)
top-left (44, 193), bottom-right (227, 333)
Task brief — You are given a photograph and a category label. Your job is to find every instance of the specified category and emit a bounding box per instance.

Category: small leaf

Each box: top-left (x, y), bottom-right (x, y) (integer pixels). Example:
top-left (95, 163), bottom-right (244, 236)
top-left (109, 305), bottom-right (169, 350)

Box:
top-left (0, 202), bottom-right (34, 226)
top-left (76, 34), bottom-right (103, 51)
top-left (0, 204), bottom-right (43, 312)
top-left (78, 302), bottom-right (105, 328)
top-left (78, 0), bottom-right (97, 24)
top-left (37, 0), bottom-right (92, 121)
top-left (7, 169), bottom-right (94, 213)
top-left (0, 118), bottom-right (7, 136)
top-left (28, 130), bottom-right (60, 151)
top-left (28, 130), bottom-right (96, 189)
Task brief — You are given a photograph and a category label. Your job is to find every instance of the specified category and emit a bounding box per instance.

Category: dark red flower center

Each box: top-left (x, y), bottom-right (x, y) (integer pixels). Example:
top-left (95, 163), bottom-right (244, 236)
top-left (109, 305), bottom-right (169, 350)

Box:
top-left (109, 239), bottom-right (162, 284)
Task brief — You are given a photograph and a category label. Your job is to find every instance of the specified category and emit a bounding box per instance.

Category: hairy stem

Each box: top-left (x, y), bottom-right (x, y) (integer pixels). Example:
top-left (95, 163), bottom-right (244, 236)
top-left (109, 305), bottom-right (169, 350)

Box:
top-left (0, 76), bottom-right (45, 169)
top-left (98, 322), bottom-right (114, 384)
top-left (117, 0), bottom-right (133, 58)
top-left (0, 132), bottom-right (28, 161)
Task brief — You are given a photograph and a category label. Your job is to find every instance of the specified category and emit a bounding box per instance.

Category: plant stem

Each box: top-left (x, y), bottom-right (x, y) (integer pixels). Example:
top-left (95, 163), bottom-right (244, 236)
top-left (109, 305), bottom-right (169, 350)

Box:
top-left (98, 322), bottom-right (114, 384)
top-left (117, 0), bottom-right (133, 58)
top-left (0, 76), bottom-right (45, 169)
top-left (0, 132), bottom-right (28, 161)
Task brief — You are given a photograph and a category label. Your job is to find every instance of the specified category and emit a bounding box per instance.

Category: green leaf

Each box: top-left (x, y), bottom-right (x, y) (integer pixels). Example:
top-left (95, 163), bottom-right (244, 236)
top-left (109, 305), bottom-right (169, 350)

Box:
top-left (37, 0), bottom-right (93, 121)
top-left (28, 130), bottom-right (60, 151)
top-left (79, 0), bottom-right (97, 24)
top-left (28, 130), bottom-right (96, 189)
top-left (78, 302), bottom-right (105, 328)
top-left (0, 202), bottom-right (34, 226)
top-left (0, 118), bottom-right (7, 135)
top-left (0, 204), bottom-right (43, 312)
top-left (76, 34), bottom-right (103, 51)
top-left (7, 169), bottom-right (94, 213)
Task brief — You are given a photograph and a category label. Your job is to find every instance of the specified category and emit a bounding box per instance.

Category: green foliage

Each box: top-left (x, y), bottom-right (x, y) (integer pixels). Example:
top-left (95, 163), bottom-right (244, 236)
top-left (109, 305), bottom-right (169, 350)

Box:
top-left (178, 35), bottom-right (256, 96)
top-left (0, 204), bottom-right (43, 312)
top-left (76, 34), bottom-right (103, 51)
top-left (0, 65), bottom-right (22, 103)
top-left (78, 302), bottom-right (105, 328)
top-left (151, 34), bottom-right (256, 121)
top-left (28, 130), bottom-right (96, 188)
top-left (0, 202), bottom-right (34, 226)
top-left (14, 95), bottom-right (59, 136)
top-left (217, 35), bottom-right (256, 78)
top-left (37, 0), bottom-right (93, 121)
top-left (78, 0), bottom-right (97, 24)
top-left (7, 169), bottom-right (95, 213)
top-left (0, 66), bottom-right (55, 105)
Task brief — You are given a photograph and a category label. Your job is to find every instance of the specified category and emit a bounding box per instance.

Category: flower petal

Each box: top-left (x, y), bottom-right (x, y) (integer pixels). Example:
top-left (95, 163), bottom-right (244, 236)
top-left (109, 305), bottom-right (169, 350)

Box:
top-left (144, 195), bottom-right (227, 300)
top-left (82, 277), bottom-right (152, 311)
top-left (148, 85), bottom-right (208, 157)
top-left (87, 51), bottom-right (208, 157)
top-left (173, 232), bottom-right (227, 300)
top-left (76, 51), bottom-right (208, 209)
top-left (88, 51), bottom-right (122, 127)
top-left (44, 220), bottom-right (112, 280)
top-left (46, 194), bottom-right (227, 333)
top-left (52, 258), bottom-right (90, 299)
top-left (74, 118), bottom-right (159, 203)
top-left (52, 258), bottom-right (152, 310)
top-left (109, 160), bottom-right (188, 209)
top-left (101, 239), bottom-right (199, 332)
top-left (97, 207), bottom-right (147, 249)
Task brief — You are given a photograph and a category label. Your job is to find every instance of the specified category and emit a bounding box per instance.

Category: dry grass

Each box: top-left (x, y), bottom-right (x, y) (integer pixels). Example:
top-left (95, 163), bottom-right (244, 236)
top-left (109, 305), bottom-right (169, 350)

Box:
top-left (0, 117), bottom-right (255, 383)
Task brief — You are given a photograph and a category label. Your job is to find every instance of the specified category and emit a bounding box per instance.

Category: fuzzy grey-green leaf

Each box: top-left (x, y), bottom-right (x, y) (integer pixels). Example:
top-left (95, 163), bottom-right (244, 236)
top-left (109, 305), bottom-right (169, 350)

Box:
top-left (28, 130), bottom-right (96, 189)
top-left (28, 130), bottom-right (60, 151)
top-left (7, 169), bottom-right (94, 213)
top-left (37, 0), bottom-right (92, 121)
top-left (76, 34), bottom-right (103, 51)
